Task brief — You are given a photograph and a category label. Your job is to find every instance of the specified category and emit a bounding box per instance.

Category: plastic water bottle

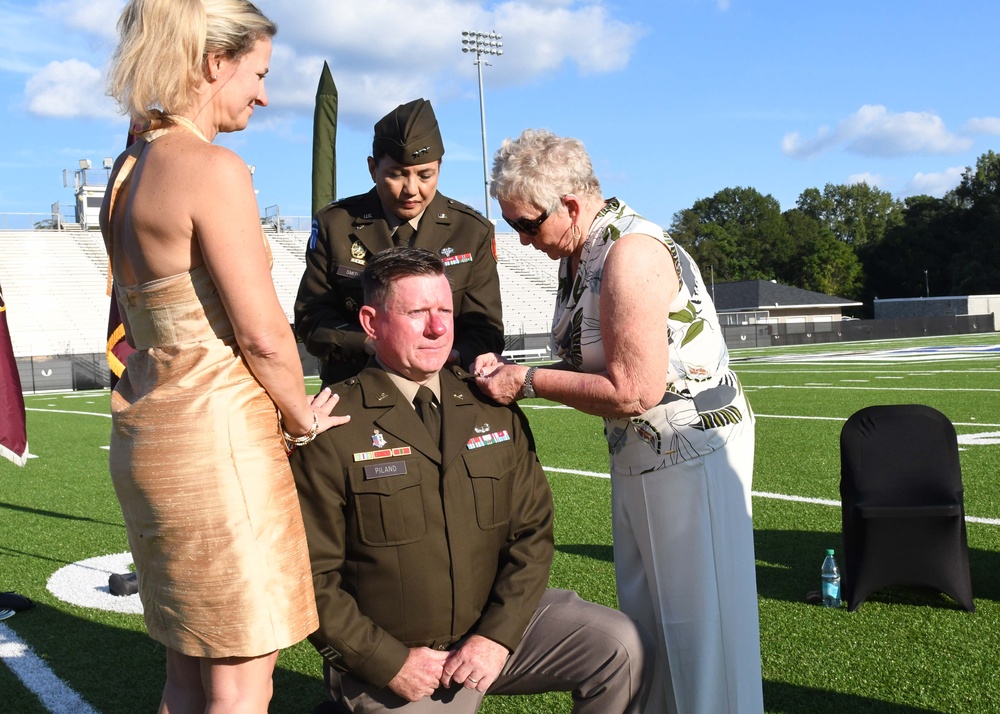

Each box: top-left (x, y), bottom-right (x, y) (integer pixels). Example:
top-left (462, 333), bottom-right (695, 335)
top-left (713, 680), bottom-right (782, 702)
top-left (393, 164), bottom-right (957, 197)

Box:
top-left (821, 549), bottom-right (841, 608)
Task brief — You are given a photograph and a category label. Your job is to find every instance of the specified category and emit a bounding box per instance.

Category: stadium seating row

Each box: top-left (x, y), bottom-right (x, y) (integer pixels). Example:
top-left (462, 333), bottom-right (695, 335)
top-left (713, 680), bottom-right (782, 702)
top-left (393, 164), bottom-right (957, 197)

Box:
top-left (1, 229), bottom-right (559, 358)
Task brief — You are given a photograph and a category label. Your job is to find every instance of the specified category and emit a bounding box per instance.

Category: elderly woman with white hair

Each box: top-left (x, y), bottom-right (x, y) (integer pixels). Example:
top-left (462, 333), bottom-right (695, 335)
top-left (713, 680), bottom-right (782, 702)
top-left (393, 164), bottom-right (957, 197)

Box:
top-left (473, 129), bottom-right (762, 714)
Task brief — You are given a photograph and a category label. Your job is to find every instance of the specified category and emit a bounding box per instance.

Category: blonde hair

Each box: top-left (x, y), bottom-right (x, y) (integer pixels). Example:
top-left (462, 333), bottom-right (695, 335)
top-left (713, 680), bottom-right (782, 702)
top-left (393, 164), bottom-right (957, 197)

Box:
top-left (490, 129), bottom-right (602, 213)
top-left (107, 0), bottom-right (276, 122)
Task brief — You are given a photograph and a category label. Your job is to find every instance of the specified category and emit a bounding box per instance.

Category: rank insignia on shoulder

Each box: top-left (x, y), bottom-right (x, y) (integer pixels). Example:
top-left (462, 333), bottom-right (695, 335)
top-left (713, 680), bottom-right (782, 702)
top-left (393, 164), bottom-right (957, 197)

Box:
top-left (466, 430), bottom-right (510, 450)
top-left (350, 241), bottom-right (367, 264)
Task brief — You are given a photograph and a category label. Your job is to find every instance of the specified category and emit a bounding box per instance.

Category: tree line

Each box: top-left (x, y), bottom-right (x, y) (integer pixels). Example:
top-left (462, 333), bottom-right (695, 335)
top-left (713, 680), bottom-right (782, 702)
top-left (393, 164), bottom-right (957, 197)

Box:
top-left (668, 150), bottom-right (1000, 315)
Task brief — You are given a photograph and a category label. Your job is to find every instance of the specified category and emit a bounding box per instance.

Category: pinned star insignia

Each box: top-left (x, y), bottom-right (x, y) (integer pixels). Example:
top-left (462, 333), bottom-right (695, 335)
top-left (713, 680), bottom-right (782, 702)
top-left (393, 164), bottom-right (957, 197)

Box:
top-left (440, 246), bottom-right (455, 257)
top-left (474, 423), bottom-right (490, 434)
top-left (372, 430), bottom-right (387, 448)
top-left (350, 241), bottom-right (367, 265)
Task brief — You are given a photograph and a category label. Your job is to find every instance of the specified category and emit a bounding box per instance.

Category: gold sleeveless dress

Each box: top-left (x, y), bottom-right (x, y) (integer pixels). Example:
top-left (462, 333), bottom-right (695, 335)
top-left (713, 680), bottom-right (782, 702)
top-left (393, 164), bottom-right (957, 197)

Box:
top-left (107, 117), bottom-right (318, 657)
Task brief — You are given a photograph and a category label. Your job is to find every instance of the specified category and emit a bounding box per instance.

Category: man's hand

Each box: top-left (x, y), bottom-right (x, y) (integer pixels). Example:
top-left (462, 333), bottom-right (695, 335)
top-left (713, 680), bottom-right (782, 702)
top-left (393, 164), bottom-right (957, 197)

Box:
top-left (441, 635), bottom-right (509, 693)
top-left (387, 647), bottom-right (449, 702)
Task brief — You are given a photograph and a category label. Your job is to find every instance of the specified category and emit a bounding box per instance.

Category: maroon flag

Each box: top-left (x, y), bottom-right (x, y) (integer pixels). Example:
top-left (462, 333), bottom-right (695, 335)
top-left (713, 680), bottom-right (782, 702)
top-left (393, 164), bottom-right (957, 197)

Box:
top-left (106, 127), bottom-right (138, 388)
top-left (0, 281), bottom-right (28, 466)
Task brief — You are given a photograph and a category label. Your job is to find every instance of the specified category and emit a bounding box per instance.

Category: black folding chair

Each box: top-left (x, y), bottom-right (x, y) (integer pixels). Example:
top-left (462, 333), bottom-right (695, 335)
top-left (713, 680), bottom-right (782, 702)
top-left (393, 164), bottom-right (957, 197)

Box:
top-left (840, 404), bottom-right (974, 612)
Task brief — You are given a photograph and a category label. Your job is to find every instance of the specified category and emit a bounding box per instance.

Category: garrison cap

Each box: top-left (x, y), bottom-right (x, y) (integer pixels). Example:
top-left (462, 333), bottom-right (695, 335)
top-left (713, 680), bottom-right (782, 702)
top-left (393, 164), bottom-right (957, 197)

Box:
top-left (372, 98), bottom-right (445, 165)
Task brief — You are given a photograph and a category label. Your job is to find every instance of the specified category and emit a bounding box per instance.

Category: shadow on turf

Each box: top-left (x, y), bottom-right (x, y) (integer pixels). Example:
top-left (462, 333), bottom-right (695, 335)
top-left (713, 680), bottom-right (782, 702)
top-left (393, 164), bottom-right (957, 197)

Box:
top-left (0, 500), bottom-right (123, 528)
top-left (763, 681), bottom-right (944, 713)
top-left (755, 528), bottom-right (1000, 607)
top-left (4, 602), bottom-right (326, 714)
top-left (555, 543), bottom-right (614, 562)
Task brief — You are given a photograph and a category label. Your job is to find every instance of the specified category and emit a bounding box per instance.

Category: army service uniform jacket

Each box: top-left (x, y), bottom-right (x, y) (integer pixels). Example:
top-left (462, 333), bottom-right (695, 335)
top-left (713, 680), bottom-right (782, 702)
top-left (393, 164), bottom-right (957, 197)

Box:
top-left (294, 189), bottom-right (505, 383)
top-left (289, 363), bottom-right (554, 688)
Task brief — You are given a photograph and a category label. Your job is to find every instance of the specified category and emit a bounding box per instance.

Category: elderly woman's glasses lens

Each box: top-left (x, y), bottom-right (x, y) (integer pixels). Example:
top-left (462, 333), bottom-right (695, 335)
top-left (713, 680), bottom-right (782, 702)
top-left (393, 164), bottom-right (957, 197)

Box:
top-left (502, 210), bottom-right (550, 236)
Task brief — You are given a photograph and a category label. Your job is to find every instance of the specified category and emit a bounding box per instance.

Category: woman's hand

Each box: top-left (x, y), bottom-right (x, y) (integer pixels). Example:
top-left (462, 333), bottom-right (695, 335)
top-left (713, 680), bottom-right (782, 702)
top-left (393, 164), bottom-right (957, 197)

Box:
top-left (475, 364), bottom-right (528, 405)
top-left (470, 352), bottom-right (509, 377)
top-left (309, 386), bottom-right (351, 433)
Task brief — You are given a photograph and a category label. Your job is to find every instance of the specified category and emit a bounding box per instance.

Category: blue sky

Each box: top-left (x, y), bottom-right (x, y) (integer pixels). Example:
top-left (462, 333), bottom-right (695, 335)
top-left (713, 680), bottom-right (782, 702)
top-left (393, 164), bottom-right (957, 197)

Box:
top-left (2, 0), bottom-right (998, 231)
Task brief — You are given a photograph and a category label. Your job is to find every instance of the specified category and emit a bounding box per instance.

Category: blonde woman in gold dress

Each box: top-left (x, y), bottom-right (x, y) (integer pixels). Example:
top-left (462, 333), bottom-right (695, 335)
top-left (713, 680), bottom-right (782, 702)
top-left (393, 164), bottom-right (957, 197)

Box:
top-left (100, 1), bottom-right (349, 711)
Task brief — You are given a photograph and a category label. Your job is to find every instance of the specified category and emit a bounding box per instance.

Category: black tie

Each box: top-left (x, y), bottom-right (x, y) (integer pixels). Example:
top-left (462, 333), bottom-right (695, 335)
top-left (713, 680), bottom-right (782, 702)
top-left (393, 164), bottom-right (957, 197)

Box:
top-left (413, 386), bottom-right (441, 447)
top-left (394, 222), bottom-right (415, 246)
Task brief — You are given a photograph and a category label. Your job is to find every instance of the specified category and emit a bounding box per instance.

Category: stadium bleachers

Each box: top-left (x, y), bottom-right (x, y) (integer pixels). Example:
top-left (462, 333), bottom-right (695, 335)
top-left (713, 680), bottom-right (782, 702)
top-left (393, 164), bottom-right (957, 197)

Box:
top-left (1, 228), bottom-right (559, 358)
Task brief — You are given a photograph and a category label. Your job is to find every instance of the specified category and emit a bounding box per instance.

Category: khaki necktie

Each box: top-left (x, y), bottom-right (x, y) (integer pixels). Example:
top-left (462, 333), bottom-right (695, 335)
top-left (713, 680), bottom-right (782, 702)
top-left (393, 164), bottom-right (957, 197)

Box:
top-left (394, 222), bottom-right (415, 246)
top-left (413, 386), bottom-right (441, 447)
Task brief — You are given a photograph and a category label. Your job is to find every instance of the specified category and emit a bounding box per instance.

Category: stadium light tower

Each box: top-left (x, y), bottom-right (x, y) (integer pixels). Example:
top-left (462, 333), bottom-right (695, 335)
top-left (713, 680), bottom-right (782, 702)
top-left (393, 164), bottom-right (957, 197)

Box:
top-left (460, 30), bottom-right (502, 221)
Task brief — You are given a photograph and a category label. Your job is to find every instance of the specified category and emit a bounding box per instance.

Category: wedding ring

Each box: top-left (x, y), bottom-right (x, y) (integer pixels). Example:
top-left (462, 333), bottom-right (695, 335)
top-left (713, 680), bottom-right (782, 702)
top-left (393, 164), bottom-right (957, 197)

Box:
top-left (469, 677), bottom-right (480, 684)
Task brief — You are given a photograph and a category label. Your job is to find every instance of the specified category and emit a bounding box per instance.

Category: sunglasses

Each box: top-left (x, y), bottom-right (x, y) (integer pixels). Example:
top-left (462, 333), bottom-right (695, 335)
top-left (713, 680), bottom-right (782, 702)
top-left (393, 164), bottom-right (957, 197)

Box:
top-left (502, 209), bottom-right (550, 236)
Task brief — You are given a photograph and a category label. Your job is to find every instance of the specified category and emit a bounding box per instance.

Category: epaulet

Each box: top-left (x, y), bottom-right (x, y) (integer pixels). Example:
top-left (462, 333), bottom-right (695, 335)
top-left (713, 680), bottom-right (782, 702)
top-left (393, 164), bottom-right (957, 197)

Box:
top-left (448, 363), bottom-right (471, 381)
top-left (315, 193), bottom-right (366, 217)
top-left (445, 198), bottom-right (492, 227)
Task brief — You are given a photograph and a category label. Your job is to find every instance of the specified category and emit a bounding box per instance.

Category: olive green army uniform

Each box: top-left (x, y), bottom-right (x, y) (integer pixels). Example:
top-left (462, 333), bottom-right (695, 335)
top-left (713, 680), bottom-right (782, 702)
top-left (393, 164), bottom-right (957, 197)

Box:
top-left (289, 363), bottom-right (650, 713)
top-left (294, 189), bottom-right (503, 383)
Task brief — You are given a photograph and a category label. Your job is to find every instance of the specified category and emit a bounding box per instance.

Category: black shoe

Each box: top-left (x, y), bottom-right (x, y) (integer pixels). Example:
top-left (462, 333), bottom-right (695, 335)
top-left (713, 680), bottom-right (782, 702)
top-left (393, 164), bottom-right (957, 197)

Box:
top-left (0, 592), bottom-right (35, 611)
top-left (108, 572), bottom-right (139, 596)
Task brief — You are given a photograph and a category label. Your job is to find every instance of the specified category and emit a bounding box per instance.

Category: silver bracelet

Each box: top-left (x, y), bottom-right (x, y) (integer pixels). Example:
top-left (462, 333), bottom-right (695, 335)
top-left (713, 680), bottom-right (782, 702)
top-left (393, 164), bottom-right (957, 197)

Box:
top-left (282, 412), bottom-right (319, 448)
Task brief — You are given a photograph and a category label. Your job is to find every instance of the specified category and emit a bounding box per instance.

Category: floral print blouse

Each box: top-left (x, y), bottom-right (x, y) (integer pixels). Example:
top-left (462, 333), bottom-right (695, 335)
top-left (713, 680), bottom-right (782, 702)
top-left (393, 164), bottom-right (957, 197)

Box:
top-left (551, 198), bottom-right (752, 476)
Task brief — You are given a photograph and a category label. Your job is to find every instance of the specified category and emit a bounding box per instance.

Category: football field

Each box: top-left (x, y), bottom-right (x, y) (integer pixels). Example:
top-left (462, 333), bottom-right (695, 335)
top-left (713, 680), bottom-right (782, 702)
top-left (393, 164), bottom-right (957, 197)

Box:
top-left (2, 332), bottom-right (999, 713)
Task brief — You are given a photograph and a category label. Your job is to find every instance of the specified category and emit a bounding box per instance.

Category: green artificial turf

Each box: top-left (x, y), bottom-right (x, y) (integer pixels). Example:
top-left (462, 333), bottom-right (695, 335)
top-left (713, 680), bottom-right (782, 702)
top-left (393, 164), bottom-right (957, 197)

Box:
top-left (2, 332), bottom-right (999, 713)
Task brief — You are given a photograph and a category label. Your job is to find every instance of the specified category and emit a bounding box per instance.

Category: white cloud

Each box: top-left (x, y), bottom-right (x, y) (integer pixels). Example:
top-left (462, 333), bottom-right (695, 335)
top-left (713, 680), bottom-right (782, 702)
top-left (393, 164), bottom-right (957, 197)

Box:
top-left (782, 105), bottom-right (972, 159)
top-left (268, 0), bottom-right (644, 124)
top-left (40, 0), bottom-right (124, 41)
top-left (25, 59), bottom-right (119, 119)
top-left (846, 172), bottom-right (884, 188)
top-left (964, 117), bottom-right (1000, 135)
top-left (902, 167), bottom-right (964, 198)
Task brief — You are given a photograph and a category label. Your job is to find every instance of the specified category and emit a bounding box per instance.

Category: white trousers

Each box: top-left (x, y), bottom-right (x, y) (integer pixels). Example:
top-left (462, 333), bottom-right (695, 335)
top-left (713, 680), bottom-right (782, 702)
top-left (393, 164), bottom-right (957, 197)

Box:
top-left (611, 422), bottom-right (763, 714)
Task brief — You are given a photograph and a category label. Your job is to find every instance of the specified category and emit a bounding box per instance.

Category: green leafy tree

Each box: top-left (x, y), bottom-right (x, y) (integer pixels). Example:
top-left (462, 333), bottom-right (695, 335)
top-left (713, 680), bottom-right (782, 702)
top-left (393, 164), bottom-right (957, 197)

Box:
top-left (669, 187), bottom-right (792, 282)
top-left (861, 195), bottom-right (959, 301)
top-left (783, 209), bottom-right (862, 298)
top-left (796, 182), bottom-right (903, 248)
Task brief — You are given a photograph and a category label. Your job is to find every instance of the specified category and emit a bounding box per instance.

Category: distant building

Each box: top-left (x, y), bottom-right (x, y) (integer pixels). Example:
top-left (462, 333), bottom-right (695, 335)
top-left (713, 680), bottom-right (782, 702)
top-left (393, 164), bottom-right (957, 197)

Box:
top-left (711, 280), bottom-right (862, 327)
top-left (875, 295), bottom-right (1000, 332)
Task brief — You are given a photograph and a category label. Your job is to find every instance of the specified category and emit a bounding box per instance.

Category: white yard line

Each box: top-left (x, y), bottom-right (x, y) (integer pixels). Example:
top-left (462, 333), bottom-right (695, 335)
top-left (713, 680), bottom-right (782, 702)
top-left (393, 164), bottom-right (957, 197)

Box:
top-left (543, 468), bottom-right (1000, 526)
top-left (0, 623), bottom-right (99, 713)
